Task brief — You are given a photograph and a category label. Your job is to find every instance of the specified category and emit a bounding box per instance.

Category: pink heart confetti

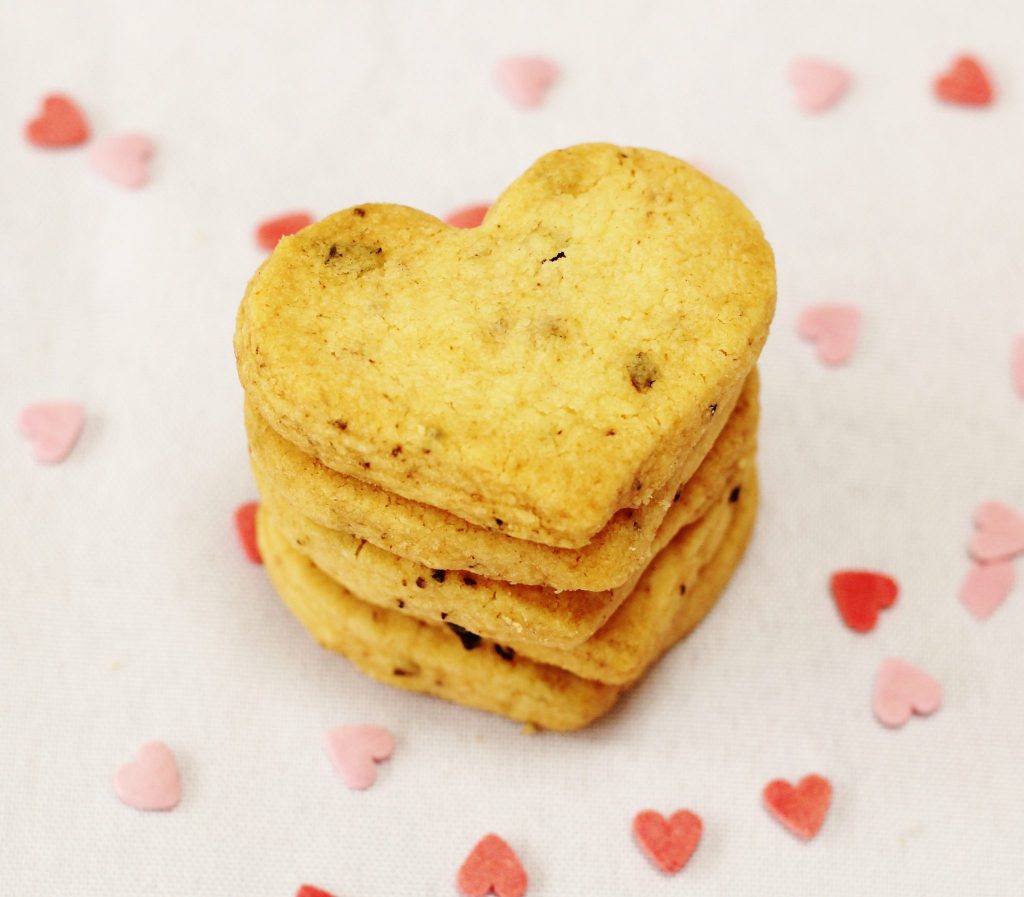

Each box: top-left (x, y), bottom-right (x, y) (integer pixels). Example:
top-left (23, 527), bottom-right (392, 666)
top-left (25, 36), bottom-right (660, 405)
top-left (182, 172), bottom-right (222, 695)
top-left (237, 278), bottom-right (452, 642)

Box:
top-left (873, 658), bottom-right (943, 729)
top-left (445, 204), bottom-right (491, 229)
top-left (17, 402), bottom-right (84, 463)
top-left (959, 560), bottom-right (1015, 620)
top-left (325, 725), bottom-right (394, 790)
top-left (797, 304), bottom-right (861, 365)
top-left (495, 56), bottom-right (559, 109)
top-left (114, 741), bottom-right (181, 811)
top-left (968, 501), bottom-right (1024, 563)
top-left (1012, 335), bottom-right (1024, 399)
top-left (787, 58), bottom-right (851, 113)
top-left (89, 133), bottom-right (154, 188)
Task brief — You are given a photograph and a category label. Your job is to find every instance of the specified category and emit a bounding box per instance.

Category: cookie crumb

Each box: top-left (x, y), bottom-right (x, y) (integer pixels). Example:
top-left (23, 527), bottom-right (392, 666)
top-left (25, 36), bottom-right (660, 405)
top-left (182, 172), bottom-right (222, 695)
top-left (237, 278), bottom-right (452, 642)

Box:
top-left (627, 352), bottom-right (659, 392)
top-left (543, 250), bottom-right (567, 263)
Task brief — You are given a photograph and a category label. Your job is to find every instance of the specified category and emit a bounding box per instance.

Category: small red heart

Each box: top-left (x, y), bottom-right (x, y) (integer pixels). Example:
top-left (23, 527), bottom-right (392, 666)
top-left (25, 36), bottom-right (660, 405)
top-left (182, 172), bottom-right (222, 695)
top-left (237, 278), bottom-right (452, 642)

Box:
top-left (295, 887), bottom-right (338, 897)
top-left (934, 55), bottom-right (994, 106)
top-left (234, 502), bottom-right (261, 564)
top-left (830, 570), bottom-right (899, 633)
top-left (445, 203), bottom-right (491, 229)
top-left (457, 834), bottom-right (528, 897)
top-left (255, 212), bottom-right (314, 251)
top-left (25, 94), bottom-right (90, 148)
top-left (633, 809), bottom-right (702, 874)
top-left (763, 774), bottom-right (832, 840)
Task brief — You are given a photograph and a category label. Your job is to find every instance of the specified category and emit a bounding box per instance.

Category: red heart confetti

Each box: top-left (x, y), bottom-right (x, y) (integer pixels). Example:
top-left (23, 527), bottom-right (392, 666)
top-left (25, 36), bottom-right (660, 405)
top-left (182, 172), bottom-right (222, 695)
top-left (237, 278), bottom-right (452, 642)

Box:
top-left (255, 212), bottom-right (314, 251)
top-left (444, 203), bottom-right (491, 228)
top-left (295, 887), bottom-right (338, 897)
top-left (18, 401), bottom-right (85, 463)
top-left (959, 559), bottom-right (1015, 620)
top-left (873, 658), bottom-right (943, 728)
top-left (234, 502), bottom-right (261, 564)
top-left (457, 834), bottom-right (528, 897)
top-left (969, 501), bottom-right (1024, 563)
top-left (763, 774), bottom-right (832, 840)
top-left (830, 570), bottom-right (899, 633)
top-left (633, 809), bottom-right (702, 874)
top-left (495, 56), bottom-right (559, 109)
top-left (325, 725), bottom-right (394, 790)
top-left (25, 94), bottom-right (90, 148)
top-left (934, 54), bottom-right (994, 106)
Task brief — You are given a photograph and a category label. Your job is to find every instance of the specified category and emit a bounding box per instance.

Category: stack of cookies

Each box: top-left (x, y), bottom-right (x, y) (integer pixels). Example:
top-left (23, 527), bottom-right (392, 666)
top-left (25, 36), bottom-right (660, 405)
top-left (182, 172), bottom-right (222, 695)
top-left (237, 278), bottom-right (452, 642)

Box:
top-left (235, 144), bottom-right (775, 730)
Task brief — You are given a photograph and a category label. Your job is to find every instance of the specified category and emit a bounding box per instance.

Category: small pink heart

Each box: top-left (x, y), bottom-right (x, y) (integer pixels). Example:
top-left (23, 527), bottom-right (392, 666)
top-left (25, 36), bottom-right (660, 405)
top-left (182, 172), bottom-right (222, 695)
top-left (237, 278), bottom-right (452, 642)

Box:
top-left (959, 560), bottom-right (1015, 620)
top-left (873, 658), bottom-right (943, 729)
top-left (798, 304), bottom-right (861, 365)
top-left (114, 741), bottom-right (181, 811)
top-left (1012, 335), bottom-right (1024, 399)
top-left (444, 204), bottom-right (491, 229)
top-left (788, 58), bottom-right (851, 113)
top-left (18, 402), bottom-right (84, 463)
top-left (325, 725), bottom-right (394, 790)
top-left (89, 133), bottom-right (154, 188)
top-left (495, 56), bottom-right (559, 109)
top-left (969, 501), bottom-right (1024, 563)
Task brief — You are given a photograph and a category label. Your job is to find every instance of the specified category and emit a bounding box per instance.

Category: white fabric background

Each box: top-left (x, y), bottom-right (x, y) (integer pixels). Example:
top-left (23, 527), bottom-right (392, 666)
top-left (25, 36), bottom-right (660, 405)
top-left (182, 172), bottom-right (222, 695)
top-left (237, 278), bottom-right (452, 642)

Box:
top-left (2, 0), bottom-right (1023, 893)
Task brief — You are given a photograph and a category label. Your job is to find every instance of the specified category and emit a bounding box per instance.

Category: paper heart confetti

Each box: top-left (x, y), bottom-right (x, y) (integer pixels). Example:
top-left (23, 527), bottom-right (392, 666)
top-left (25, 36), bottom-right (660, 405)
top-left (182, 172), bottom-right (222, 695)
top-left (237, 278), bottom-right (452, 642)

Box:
top-left (959, 560), bottom-right (1015, 620)
top-left (444, 204), bottom-right (491, 229)
top-left (25, 94), bottom-right (90, 147)
top-left (89, 133), bottom-right (154, 188)
top-left (1012, 335), bottom-right (1024, 399)
top-left (873, 658), bottom-right (943, 728)
top-left (798, 304), bottom-right (861, 365)
top-left (114, 741), bottom-right (181, 811)
top-left (934, 54), bottom-right (994, 106)
top-left (763, 774), bottom-right (832, 840)
top-left (256, 212), bottom-right (315, 251)
top-left (295, 886), bottom-right (338, 897)
top-left (633, 809), bottom-right (703, 874)
top-left (17, 402), bottom-right (85, 463)
top-left (495, 56), bottom-right (559, 109)
top-left (787, 58), bottom-right (851, 113)
top-left (325, 725), bottom-right (394, 790)
top-left (968, 501), bottom-right (1024, 563)
top-left (830, 570), bottom-right (899, 633)
top-left (457, 834), bottom-right (528, 897)
top-left (234, 502), bottom-right (261, 563)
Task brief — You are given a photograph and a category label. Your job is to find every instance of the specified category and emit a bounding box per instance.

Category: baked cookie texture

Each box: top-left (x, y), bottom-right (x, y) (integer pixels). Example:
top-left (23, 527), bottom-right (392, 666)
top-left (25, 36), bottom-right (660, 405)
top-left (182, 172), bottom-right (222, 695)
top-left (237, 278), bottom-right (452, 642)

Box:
top-left (236, 143), bottom-right (775, 548)
top-left (247, 370), bottom-right (759, 592)
top-left (237, 143), bottom-right (776, 729)
top-left (256, 474), bottom-right (757, 730)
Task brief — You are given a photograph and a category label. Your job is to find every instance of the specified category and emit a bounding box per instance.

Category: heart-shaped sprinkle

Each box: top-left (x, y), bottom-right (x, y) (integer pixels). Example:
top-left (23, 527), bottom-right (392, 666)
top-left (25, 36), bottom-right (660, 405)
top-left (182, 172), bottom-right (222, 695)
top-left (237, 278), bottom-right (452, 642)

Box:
top-left (763, 774), bottom-right (832, 840)
top-left (787, 58), bottom-right (851, 113)
top-left (18, 402), bottom-right (85, 463)
top-left (633, 809), bottom-right (702, 874)
top-left (798, 304), bottom-right (861, 365)
top-left (830, 570), bottom-right (899, 633)
top-left (89, 133), bottom-right (154, 188)
top-left (934, 55), bottom-right (994, 106)
top-left (873, 658), bottom-right (943, 728)
top-left (457, 834), bottom-right (528, 897)
top-left (1013, 335), bottom-right (1024, 399)
top-left (25, 94), bottom-right (90, 148)
top-left (234, 502), bottom-right (261, 563)
top-left (444, 204), bottom-right (491, 229)
top-left (256, 212), bottom-right (315, 251)
top-left (295, 886), bottom-right (338, 897)
top-left (114, 741), bottom-right (181, 811)
top-left (960, 560), bottom-right (1015, 620)
top-left (495, 56), bottom-right (559, 109)
top-left (968, 501), bottom-right (1024, 563)
top-left (325, 725), bottom-right (394, 790)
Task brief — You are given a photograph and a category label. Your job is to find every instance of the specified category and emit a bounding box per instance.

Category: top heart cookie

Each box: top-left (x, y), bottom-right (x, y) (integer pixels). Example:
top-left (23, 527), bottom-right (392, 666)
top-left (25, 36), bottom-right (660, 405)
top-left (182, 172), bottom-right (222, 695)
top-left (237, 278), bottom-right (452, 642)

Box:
top-left (236, 144), bottom-right (775, 547)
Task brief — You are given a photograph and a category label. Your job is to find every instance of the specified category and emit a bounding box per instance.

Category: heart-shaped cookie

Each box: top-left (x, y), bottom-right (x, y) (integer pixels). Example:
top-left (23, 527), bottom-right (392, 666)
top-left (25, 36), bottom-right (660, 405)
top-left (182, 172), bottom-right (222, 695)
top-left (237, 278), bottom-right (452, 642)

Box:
top-left (457, 834), bottom-right (527, 897)
top-left (633, 809), bottom-right (702, 874)
top-left (763, 774), bottom-right (832, 840)
top-left (89, 133), bottom-right (154, 188)
top-left (873, 658), bottom-right (943, 728)
top-left (236, 144), bottom-right (775, 547)
top-left (114, 741), bottom-right (181, 811)
top-left (25, 94), bottom-right (90, 147)
top-left (830, 569), bottom-right (899, 633)
top-left (325, 725), bottom-right (394, 789)
top-left (18, 402), bottom-right (85, 463)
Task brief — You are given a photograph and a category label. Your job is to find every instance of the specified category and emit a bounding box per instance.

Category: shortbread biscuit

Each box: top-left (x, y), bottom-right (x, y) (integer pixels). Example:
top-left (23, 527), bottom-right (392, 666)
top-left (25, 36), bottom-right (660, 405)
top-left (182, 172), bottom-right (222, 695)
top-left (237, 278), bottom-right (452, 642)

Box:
top-left (237, 143), bottom-right (775, 548)
top-left (256, 474), bottom-right (757, 729)
top-left (261, 445), bottom-right (753, 650)
top-left (248, 370), bottom-right (758, 592)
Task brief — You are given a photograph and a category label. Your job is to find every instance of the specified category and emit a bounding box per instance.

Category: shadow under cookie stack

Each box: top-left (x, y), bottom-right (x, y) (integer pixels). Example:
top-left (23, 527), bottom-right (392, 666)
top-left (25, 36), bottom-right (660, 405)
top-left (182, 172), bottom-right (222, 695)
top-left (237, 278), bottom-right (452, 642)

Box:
top-left (235, 144), bottom-right (775, 730)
